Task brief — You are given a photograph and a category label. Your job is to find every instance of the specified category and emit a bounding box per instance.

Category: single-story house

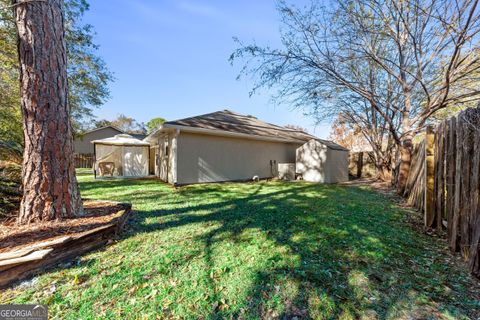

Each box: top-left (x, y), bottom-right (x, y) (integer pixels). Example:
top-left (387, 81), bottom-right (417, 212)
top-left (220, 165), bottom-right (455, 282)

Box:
top-left (139, 110), bottom-right (349, 185)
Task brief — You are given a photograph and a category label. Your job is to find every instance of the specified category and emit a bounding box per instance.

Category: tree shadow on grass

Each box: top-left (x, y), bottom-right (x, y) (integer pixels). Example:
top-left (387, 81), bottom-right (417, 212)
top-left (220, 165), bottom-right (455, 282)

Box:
top-left (118, 181), bottom-right (479, 319)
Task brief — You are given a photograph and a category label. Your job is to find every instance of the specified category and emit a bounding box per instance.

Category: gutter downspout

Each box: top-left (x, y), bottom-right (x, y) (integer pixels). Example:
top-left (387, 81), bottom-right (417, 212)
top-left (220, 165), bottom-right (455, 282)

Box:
top-left (172, 129), bottom-right (180, 185)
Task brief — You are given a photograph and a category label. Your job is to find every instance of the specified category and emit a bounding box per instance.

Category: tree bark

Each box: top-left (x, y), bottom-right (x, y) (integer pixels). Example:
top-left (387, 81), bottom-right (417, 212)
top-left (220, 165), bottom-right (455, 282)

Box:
top-left (369, 146), bottom-right (393, 183)
top-left (377, 162), bottom-right (392, 183)
top-left (397, 110), bottom-right (414, 194)
top-left (14, 0), bottom-right (83, 224)
top-left (356, 152), bottom-right (363, 178)
top-left (397, 141), bottom-right (413, 194)
top-left (371, 155), bottom-right (392, 182)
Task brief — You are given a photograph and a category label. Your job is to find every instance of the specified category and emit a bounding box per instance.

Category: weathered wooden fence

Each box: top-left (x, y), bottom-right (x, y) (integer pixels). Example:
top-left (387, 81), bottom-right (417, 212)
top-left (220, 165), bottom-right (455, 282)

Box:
top-left (74, 153), bottom-right (94, 168)
top-left (403, 107), bottom-right (480, 277)
top-left (404, 140), bottom-right (426, 211)
top-left (349, 152), bottom-right (377, 178)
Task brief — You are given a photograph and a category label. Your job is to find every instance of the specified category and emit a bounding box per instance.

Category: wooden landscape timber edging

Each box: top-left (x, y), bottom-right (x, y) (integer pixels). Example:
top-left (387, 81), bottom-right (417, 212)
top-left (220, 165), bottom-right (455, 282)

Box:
top-left (402, 106), bottom-right (480, 277)
top-left (0, 203), bottom-right (132, 288)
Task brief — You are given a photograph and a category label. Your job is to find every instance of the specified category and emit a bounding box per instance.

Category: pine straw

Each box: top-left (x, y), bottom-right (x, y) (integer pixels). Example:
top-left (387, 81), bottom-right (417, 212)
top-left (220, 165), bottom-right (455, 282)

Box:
top-left (0, 200), bottom-right (127, 253)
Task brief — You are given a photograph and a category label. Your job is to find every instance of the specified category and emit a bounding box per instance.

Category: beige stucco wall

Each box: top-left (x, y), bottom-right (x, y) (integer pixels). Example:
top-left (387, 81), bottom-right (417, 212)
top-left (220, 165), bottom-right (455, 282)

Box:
top-left (296, 140), bottom-right (328, 183)
top-left (296, 139), bottom-right (349, 183)
top-left (74, 127), bottom-right (122, 154)
top-left (324, 148), bottom-right (349, 183)
top-left (154, 132), bottom-right (177, 184)
top-left (175, 132), bottom-right (299, 184)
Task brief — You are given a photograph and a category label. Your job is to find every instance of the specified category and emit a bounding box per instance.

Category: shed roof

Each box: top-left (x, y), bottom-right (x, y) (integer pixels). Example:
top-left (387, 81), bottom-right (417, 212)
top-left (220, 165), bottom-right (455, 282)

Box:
top-left (155, 110), bottom-right (348, 151)
top-left (92, 134), bottom-right (150, 146)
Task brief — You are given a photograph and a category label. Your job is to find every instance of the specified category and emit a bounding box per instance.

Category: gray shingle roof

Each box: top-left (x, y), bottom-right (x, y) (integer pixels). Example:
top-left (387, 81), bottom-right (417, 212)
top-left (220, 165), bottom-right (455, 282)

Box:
top-left (130, 133), bottom-right (147, 140)
top-left (164, 110), bottom-right (348, 151)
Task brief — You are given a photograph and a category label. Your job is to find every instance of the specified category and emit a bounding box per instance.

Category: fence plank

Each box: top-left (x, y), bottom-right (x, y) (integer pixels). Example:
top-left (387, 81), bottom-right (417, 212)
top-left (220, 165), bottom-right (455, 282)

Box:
top-left (451, 114), bottom-right (463, 252)
top-left (446, 117), bottom-right (457, 242)
top-left (436, 122), bottom-right (446, 229)
top-left (469, 126), bottom-right (480, 276)
top-left (425, 125), bottom-right (435, 227)
top-left (406, 141), bottom-right (425, 211)
top-left (461, 116), bottom-right (473, 259)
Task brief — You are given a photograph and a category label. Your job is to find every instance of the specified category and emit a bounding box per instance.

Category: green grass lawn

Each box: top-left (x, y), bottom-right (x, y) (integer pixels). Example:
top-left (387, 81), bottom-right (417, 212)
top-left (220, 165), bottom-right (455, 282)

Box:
top-left (1, 169), bottom-right (478, 319)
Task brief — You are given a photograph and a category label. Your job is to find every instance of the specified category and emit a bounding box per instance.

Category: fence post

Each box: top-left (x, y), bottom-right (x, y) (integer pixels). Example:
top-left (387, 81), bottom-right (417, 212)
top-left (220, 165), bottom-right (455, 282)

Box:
top-left (446, 117), bottom-right (456, 244)
top-left (356, 152), bottom-right (364, 178)
top-left (425, 125), bottom-right (435, 227)
top-left (451, 114), bottom-right (464, 252)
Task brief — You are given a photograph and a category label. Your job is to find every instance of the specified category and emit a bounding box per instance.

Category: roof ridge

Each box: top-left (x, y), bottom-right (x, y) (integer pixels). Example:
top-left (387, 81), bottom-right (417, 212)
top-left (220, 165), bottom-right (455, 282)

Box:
top-left (161, 109), bottom-right (350, 149)
top-left (220, 111), bottom-right (311, 134)
top-left (195, 118), bottom-right (313, 136)
top-left (213, 110), bottom-right (310, 133)
top-left (165, 110), bottom-right (227, 124)
top-left (80, 125), bottom-right (124, 135)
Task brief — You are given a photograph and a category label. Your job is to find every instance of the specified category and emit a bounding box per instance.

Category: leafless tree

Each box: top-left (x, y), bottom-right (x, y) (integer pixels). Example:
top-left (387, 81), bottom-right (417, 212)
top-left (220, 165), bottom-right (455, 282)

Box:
top-left (284, 124), bottom-right (308, 132)
top-left (232, 0), bottom-right (480, 192)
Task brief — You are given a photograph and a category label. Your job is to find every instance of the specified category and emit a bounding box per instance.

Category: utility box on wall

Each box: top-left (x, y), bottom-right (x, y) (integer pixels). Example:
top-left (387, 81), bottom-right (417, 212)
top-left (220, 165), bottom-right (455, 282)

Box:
top-left (278, 163), bottom-right (295, 180)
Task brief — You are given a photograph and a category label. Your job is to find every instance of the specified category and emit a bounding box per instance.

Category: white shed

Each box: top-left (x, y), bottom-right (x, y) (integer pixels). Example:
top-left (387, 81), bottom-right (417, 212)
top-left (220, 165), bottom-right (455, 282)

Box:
top-left (92, 134), bottom-right (150, 178)
top-left (296, 139), bottom-right (349, 183)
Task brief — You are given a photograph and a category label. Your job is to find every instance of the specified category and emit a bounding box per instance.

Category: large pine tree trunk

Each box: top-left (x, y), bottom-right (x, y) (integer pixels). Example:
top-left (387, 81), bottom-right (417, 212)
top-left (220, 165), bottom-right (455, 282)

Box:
top-left (14, 0), bottom-right (83, 224)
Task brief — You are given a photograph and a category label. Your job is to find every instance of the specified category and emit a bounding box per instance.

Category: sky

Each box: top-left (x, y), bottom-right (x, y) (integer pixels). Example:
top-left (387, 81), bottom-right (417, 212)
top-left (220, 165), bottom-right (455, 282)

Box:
top-left (83, 0), bottom-right (331, 138)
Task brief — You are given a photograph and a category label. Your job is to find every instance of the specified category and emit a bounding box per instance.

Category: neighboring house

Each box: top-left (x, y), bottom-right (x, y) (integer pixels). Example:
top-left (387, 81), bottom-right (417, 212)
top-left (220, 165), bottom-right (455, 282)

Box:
top-left (140, 110), bottom-right (349, 185)
top-left (74, 126), bottom-right (124, 154)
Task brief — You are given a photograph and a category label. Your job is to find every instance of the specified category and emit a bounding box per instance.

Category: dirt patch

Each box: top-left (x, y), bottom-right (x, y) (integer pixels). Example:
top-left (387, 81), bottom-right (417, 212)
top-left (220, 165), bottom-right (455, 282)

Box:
top-left (0, 200), bottom-right (129, 253)
top-left (342, 178), bottom-right (396, 194)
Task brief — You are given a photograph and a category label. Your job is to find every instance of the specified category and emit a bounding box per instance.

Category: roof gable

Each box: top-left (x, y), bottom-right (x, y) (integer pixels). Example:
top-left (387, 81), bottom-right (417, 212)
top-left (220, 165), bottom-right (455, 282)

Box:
top-left (303, 138), bottom-right (349, 152)
top-left (78, 126), bottom-right (124, 137)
